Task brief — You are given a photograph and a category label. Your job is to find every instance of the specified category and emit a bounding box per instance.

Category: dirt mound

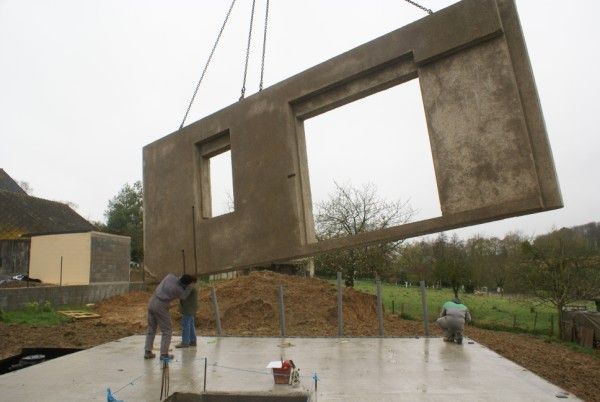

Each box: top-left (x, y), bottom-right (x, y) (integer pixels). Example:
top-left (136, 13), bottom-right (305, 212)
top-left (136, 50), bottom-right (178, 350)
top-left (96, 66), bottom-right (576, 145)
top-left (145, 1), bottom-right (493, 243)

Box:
top-left (94, 270), bottom-right (433, 337)
top-left (194, 270), bottom-right (431, 337)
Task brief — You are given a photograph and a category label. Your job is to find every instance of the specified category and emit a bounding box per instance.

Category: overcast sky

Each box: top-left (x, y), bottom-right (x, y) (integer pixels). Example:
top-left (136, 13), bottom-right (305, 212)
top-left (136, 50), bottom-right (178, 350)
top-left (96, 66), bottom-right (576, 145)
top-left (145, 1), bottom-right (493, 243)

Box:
top-left (1, 0), bottom-right (598, 241)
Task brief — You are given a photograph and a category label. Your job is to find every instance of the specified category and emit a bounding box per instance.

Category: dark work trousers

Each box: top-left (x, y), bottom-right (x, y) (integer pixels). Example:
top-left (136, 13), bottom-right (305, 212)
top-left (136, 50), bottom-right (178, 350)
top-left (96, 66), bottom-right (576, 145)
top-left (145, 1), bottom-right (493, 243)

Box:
top-left (144, 295), bottom-right (172, 355)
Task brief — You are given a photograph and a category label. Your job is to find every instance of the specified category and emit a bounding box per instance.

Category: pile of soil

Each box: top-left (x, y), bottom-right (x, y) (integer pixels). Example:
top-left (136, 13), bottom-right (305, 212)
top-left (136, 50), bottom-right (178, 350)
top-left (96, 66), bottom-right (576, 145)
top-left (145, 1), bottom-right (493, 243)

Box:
top-left (1, 270), bottom-right (599, 401)
top-left (194, 270), bottom-right (434, 337)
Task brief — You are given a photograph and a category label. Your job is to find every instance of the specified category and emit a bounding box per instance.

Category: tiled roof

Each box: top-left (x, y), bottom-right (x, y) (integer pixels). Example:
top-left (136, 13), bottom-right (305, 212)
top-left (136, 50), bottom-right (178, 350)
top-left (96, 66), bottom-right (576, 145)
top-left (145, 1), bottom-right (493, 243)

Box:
top-left (0, 169), bottom-right (27, 195)
top-left (0, 190), bottom-right (96, 240)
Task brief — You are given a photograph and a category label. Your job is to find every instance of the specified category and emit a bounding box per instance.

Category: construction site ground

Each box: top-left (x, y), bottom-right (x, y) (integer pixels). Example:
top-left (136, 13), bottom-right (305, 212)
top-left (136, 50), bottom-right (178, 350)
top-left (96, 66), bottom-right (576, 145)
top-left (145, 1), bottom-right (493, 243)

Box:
top-left (1, 271), bottom-right (598, 401)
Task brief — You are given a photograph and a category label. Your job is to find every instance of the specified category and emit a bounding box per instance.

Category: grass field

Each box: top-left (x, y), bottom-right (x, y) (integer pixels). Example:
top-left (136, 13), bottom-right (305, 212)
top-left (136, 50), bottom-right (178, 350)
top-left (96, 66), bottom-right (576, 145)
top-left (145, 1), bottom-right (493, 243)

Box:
top-left (352, 280), bottom-right (595, 335)
top-left (0, 301), bottom-right (91, 326)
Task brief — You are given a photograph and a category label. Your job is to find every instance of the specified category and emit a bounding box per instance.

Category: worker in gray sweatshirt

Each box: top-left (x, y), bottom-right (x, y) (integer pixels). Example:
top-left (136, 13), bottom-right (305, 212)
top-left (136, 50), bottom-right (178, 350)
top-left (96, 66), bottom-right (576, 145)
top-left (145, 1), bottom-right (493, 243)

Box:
top-left (436, 298), bottom-right (471, 344)
top-left (144, 274), bottom-right (196, 360)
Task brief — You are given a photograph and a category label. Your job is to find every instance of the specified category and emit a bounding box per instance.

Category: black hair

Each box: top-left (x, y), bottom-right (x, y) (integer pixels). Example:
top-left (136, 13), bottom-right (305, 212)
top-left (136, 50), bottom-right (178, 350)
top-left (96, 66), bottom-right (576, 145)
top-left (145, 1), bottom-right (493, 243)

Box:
top-left (179, 274), bottom-right (197, 286)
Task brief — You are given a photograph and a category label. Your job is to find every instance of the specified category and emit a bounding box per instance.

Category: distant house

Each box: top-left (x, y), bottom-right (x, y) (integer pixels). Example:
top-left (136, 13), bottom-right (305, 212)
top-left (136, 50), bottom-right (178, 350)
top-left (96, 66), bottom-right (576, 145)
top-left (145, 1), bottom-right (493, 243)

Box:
top-left (0, 169), bottom-right (129, 284)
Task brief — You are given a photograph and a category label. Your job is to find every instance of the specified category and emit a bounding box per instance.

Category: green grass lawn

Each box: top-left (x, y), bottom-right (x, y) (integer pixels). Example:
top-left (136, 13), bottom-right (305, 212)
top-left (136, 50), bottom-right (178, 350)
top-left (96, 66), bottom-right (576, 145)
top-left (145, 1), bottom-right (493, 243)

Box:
top-left (352, 280), bottom-right (595, 335)
top-left (0, 301), bottom-right (92, 326)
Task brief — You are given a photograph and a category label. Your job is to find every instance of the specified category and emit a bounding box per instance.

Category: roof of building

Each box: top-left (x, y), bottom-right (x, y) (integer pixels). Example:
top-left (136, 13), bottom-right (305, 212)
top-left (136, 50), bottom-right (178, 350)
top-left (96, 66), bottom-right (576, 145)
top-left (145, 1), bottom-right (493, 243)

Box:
top-left (0, 169), bottom-right (27, 195)
top-left (0, 190), bottom-right (97, 240)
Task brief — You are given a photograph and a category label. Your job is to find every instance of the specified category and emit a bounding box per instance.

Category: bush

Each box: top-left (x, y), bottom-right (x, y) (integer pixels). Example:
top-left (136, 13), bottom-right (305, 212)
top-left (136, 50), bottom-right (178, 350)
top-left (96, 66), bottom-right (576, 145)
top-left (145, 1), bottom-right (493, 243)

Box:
top-left (24, 301), bottom-right (40, 312)
top-left (23, 300), bottom-right (54, 313)
top-left (40, 300), bottom-right (54, 312)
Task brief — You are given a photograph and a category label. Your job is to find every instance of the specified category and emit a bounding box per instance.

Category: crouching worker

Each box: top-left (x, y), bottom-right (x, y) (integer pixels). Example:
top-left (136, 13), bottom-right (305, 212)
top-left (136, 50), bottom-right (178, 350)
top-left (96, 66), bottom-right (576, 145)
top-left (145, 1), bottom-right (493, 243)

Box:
top-left (436, 298), bottom-right (471, 344)
top-left (175, 279), bottom-right (198, 348)
top-left (144, 274), bottom-right (197, 360)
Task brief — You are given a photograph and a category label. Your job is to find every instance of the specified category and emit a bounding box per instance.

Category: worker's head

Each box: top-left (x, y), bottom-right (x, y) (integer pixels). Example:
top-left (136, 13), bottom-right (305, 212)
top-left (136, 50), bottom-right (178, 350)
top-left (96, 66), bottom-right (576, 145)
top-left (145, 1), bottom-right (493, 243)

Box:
top-left (452, 297), bottom-right (461, 304)
top-left (179, 274), bottom-right (197, 286)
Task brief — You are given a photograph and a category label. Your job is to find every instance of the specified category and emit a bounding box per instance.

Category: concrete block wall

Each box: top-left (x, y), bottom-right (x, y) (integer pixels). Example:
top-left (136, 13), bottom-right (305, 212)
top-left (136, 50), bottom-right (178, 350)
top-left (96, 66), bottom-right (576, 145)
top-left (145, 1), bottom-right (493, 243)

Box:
top-left (0, 282), bottom-right (144, 311)
top-left (89, 232), bottom-right (130, 283)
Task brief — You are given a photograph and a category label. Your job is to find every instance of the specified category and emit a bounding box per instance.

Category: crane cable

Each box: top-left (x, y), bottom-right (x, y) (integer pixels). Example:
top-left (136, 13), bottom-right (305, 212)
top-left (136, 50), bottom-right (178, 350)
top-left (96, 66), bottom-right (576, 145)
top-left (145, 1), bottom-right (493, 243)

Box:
top-left (402, 0), bottom-right (433, 15)
top-left (179, 0), bottom-right (237, 130)
top-left (239, 0), bottom-right (256, 100)
top-left (259, 0), bottom-right (270, 92)
top-left (180, 0), bottom-right (427, 130)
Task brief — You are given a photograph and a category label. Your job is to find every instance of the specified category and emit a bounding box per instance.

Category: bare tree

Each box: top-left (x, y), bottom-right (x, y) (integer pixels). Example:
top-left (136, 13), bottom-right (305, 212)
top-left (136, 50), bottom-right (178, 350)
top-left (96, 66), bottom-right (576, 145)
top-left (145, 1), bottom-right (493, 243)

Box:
top-left (521, 228), bottom-right (600, 337)
top-left (314, 182), bottom-right (415, 286)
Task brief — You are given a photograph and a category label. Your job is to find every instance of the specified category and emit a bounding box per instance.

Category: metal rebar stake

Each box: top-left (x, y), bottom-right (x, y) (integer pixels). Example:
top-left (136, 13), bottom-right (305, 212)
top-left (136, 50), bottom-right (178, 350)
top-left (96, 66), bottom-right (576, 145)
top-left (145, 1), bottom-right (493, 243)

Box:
top-left (160, 360), bottom-right (170, 400)
top-left (210, 287), bottom-right (223, 336)
top-left (376, 277), bottom-right (384, 336)
top-left (419, 280), bottom-right (430, 336)
top-left (278, 284), bottom-right (286, 337)
top-left (337, 272), bottom-right (344, 336)
top-left (203, 357), bottom-right (207, 392)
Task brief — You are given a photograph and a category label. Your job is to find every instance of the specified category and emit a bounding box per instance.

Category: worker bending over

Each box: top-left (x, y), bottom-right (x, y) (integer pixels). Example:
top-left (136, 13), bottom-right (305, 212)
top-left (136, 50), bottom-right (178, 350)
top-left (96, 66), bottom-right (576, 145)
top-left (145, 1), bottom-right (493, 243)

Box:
top-left (144, 273), bottom-right (197, 360)
top-left (436, 298), bottom-right (471, 344)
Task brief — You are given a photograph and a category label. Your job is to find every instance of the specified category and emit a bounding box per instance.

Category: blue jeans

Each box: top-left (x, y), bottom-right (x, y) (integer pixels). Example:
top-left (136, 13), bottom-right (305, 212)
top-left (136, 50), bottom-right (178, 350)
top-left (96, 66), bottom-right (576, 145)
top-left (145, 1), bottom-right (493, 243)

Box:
top-left (181, 314), bottom-right (197, 346)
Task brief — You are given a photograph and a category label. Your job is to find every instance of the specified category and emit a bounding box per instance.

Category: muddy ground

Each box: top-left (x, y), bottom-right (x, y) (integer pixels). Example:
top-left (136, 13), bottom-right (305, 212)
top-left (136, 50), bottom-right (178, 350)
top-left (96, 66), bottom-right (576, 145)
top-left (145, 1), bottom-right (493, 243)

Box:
top-left (1, 271), bottom-right (598, 401)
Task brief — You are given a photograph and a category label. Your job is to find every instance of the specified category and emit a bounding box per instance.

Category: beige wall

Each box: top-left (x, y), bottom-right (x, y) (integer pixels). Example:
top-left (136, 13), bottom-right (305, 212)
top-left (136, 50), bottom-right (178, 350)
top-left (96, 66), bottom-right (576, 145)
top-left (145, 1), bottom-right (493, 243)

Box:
top-left (29, 233), bottom-right (91, 285)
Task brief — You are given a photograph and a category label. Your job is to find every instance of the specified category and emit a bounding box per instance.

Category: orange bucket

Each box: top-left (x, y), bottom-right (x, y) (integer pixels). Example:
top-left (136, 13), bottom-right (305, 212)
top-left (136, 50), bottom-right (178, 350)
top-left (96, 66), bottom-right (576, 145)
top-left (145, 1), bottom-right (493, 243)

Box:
top-left (272, 366), bottom-right (292, 384)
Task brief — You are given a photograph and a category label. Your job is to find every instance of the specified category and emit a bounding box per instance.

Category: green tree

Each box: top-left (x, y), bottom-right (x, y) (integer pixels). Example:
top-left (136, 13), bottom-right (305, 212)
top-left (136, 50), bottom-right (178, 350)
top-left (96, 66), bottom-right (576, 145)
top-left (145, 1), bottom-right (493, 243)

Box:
top-left (104, 181), bottom-right (143, 262)
top-left (313, 182), bottom-right (414, 287)
top-left (521, 228), bottom-right (600, 337)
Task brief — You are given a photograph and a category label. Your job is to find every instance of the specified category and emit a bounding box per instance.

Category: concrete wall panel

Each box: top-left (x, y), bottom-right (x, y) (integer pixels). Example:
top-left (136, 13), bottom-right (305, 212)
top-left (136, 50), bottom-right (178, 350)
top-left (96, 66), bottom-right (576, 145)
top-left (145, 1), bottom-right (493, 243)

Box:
top-left (144, 0), bottom-right (562, 277)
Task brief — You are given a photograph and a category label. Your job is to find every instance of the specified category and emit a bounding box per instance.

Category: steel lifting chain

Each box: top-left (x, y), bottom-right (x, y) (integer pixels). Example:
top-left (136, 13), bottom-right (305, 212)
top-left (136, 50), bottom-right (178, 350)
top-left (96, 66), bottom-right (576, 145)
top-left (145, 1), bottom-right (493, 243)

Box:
top-left (179, 0), bottom-right (237, 130)
top-left (239, 0), bottom-right (257, 100)
top-left (259, 0), bottom-right (270, 91)
top-left (403, 0), bottom-right (433, 15)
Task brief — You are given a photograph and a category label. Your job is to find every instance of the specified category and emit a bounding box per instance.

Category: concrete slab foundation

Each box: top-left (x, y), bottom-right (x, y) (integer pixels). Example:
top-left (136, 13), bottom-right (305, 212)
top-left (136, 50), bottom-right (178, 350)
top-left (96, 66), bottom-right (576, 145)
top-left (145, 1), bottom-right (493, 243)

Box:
top-left (0, 336), bottom-right (578, 401)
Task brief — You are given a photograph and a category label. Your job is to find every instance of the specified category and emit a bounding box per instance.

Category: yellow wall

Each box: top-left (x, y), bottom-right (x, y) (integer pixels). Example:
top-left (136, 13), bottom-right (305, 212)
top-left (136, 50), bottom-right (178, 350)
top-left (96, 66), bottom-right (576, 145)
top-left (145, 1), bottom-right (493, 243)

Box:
top-left (29, 233), bottom-right (91, 285)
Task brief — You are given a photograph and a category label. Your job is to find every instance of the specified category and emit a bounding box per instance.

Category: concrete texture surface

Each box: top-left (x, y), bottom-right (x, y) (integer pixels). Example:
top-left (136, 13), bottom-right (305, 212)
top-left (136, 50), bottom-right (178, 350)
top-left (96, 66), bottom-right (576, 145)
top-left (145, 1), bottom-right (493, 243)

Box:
top-left (0, 336), bottom-right (578, 401)
top-left (143, 0), bottom-right (562, 277)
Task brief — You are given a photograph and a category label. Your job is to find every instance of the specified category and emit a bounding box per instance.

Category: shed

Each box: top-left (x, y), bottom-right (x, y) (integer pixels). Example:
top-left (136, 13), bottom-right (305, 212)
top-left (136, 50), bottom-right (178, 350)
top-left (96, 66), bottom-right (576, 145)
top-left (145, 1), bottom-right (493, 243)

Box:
top-left (29, 231), bottom-right (130, 285)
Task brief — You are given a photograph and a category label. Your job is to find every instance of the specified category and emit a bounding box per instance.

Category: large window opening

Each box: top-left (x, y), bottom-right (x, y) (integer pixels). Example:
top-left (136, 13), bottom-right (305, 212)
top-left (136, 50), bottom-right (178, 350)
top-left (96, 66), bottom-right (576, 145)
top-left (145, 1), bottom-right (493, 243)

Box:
top-left (197, 131), bottom-right (235, 219)
top-left (303, 78), bottom-right (441, 240)
top-left (209, 150), bottom-right (234, 217)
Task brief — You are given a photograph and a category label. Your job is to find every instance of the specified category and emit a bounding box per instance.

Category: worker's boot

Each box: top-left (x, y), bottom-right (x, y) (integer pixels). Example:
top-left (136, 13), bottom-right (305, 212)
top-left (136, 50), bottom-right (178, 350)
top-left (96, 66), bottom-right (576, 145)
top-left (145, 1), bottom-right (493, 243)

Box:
top-left (144, 350), bottom-right (156, 359)
top-left (175, 343), bottom-right (189, 348)
top-left (160, 354), bottom-right (174, 361)
top-left (455, 336), bottom-right (463, 345)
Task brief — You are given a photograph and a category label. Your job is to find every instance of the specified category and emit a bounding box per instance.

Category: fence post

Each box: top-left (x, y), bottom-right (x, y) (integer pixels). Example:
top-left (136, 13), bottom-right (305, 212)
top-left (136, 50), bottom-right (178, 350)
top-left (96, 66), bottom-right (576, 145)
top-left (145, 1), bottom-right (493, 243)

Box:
top-left (533, 312), bottom-right (538, 332)
top-left (210, 287), bottom-right (223, 336)
top-left (401, 303), bottom-right (405, 318)
top-left (549, 315), bottom-right (554, 337)
top-left (392, 300), bottom-right (395, 315)
top-left (419, 280), bottom-right (430, 336)
top-left (59, 256), bottom-right (63, 286)
top-left (376, 277), bottom-right (384, 336)
top-left (513, 314), bottom-right (517, 328)
top-left (337, 272), bottom-right (344, 336)
top-left (278, 285), bottom-right (286, 337)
